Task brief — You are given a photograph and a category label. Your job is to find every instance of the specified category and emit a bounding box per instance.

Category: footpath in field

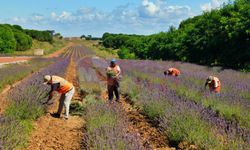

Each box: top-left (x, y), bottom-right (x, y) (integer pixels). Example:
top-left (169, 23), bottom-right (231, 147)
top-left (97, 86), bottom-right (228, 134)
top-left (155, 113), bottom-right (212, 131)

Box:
top-left (0, 56), bottom-right (32, 68)
top-left (0, 42), bottom-right (72, 66)
top-left (46, 43), bottom-right (73, 58)
top-left (24, 56), bottom-right (85, 150)
top-left (95, 59), bottom-right (171, 150)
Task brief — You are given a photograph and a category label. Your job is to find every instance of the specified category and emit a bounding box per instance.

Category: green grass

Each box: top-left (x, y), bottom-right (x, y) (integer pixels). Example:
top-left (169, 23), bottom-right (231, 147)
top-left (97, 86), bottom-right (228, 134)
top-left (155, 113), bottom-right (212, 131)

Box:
top-left (12, 37), bottom-right (67, 56)
top-left (142, 101), bottom-right (168, 120)
top-left (5, 101), bottom-right (44, 121)
top-left (70, 101), bottom-right (85, 116)
top-left (120, 76), bottom-right (140, 100)
top-left (79, 82), bottom-right (102, 96)
top-left (240, 92), bottom-right (250, 101)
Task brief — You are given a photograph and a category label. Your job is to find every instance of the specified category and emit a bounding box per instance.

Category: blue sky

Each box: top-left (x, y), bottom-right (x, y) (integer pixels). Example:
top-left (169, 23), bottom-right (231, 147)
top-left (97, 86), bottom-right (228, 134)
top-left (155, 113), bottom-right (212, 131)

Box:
top-left (0, 0), bottom-right (229, 37)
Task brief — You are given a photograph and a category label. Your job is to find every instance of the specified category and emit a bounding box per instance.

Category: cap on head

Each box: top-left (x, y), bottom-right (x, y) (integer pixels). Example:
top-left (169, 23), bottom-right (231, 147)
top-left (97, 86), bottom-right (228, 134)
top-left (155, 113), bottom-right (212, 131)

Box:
top-left (111, 58), bottom-right (116, 63)
top-left (43, 75), bottom-right (51, 84)
top-left (207, 76), bottom-right (213, 83)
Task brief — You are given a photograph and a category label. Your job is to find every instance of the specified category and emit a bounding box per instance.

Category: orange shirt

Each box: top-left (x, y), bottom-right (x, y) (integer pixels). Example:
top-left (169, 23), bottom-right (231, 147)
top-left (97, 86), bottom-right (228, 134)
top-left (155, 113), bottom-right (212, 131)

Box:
top-left (168, 68), bottom-right (181, 76)
top-left (107, 65), bottom-right (121, 85)
top-left (208, 77), bottom-right (221, 93)
top-left (49, 76), bottom-right (73, 94)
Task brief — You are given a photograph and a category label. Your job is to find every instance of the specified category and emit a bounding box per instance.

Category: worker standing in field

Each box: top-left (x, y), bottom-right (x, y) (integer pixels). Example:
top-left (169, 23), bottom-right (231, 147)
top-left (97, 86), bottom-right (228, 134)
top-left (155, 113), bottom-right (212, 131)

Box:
top-left (205, 76), bottom-right (221, 94)
top-left (106, 59), bottom-right (121, 103)
top-left (164, 68), bottom-right (181, 76)
top-left (43, 75), bottom-right (75, 119)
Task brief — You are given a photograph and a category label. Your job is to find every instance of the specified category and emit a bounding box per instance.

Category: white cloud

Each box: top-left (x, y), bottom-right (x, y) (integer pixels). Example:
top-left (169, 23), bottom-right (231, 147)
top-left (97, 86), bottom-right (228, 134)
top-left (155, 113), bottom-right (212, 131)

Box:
top-left (8, 17), bottom-right (27, 24)
top-left (201, 0), bottom-right (228, 12)
top-left (50, 11), bottom-right (75, 22)
top-left (141, 0), bottom-right (159, 16)
top-left (31, 14), bottom-right (44, 21)
top-left (1, 0), bottom-right (195, 36)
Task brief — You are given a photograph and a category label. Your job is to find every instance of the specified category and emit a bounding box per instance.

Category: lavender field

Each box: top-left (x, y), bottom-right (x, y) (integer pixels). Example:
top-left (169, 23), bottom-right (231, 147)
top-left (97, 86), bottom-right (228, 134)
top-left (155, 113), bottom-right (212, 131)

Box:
top-left (83, 57), bottom-right (250, 149)
top-left (118, 59), bottom-right (250, 149)
top-left (0, 44), bottom-right (249, 150)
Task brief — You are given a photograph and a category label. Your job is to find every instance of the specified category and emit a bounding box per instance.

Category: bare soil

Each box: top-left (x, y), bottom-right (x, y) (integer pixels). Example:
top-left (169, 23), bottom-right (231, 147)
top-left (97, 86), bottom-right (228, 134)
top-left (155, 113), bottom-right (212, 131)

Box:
top-left (0, 56), bottom-right (31, 64)
top-left (46, 43), bottom-right (73, 58)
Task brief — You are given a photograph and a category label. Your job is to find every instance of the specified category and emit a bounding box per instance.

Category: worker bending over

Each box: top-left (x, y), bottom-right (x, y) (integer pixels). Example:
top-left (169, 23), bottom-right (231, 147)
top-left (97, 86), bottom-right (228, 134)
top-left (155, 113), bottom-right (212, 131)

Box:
top-left (43, 75), bottom-right (75, 119)
top-left (205, 76), bottom-right (221, 94)
top-left (106, 59), bottom-right (121, 103)
top-left (164, 68), bottom-right (181, 76)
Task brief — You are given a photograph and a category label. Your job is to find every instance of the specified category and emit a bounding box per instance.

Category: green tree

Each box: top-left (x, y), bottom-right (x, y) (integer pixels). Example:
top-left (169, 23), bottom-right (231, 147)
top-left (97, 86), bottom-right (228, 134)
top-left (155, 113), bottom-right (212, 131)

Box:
top-left (14, 30), bottom-right (32, 51)
top-left (0, 25), bottom-right (16, 53)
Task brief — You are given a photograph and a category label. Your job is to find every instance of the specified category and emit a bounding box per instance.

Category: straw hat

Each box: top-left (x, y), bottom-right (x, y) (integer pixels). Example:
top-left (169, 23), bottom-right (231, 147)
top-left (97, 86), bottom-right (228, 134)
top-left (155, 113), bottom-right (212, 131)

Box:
top-left (43, 75), bottom-right (51, 84)
top-left (207, 76), bottom-right (213, 83)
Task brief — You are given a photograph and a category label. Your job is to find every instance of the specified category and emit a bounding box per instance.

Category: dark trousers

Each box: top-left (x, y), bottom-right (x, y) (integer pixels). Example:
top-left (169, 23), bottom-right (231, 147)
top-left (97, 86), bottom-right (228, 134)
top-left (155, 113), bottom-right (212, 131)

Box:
top-left (108, 84), bottom-right (120, 102)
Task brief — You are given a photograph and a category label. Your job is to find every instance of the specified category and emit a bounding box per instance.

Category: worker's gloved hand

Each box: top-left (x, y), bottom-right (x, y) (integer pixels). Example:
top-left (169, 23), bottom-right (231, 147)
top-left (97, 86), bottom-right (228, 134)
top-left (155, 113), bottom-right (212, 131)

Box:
top-left (46, 100), bottom-right (54, 105)
top-left (42, 99), bottom-right (54, 105)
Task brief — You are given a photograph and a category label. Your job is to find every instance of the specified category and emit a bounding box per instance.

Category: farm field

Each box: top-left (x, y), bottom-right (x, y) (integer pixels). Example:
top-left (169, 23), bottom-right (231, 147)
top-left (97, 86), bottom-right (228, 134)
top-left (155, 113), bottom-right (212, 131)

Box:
top-left (0, 41), bottom-right (249, 150)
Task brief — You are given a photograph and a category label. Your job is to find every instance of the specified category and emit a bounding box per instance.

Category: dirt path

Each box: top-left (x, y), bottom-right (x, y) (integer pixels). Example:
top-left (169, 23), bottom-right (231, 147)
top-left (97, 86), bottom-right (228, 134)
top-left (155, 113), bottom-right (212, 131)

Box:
top-left (46, 43), bottom-right (73, 58)
top-left (0, 56), bottom-right (32, 63)
top-left (24, 55), bottom-right (85, 150)
top-left (0, 43), bottom-right (72, 66)
top-left (0, 57), bottom-right (31, 67)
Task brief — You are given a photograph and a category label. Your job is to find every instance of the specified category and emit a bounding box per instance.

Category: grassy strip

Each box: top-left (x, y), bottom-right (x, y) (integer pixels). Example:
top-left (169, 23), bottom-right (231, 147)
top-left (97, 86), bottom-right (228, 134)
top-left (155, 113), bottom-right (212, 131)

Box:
top-left (0, 58), bottom-right (54, 93)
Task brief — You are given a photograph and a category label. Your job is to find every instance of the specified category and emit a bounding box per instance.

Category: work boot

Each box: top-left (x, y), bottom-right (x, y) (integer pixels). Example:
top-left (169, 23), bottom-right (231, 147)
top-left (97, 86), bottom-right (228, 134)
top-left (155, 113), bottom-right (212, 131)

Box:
top-left (51, 113), bottom-right (60, 118)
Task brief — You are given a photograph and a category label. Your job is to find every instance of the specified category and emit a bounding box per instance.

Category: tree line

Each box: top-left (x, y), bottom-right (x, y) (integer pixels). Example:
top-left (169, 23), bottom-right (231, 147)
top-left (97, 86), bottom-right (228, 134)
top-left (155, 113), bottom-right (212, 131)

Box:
top-left (102, 0), bottom-right (250, 70)
top-left (0, 24), bottom-right (54, 53)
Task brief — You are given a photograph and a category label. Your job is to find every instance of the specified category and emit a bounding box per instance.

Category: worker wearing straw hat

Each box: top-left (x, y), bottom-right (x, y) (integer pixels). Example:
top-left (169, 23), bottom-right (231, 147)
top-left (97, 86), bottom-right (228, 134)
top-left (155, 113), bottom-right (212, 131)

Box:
top-left (43, 75), bottom-right (75, 119)
top-left (205, 75), bottom-right (221, 94)
top-left (164, 68), bottom-right (181, 76)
